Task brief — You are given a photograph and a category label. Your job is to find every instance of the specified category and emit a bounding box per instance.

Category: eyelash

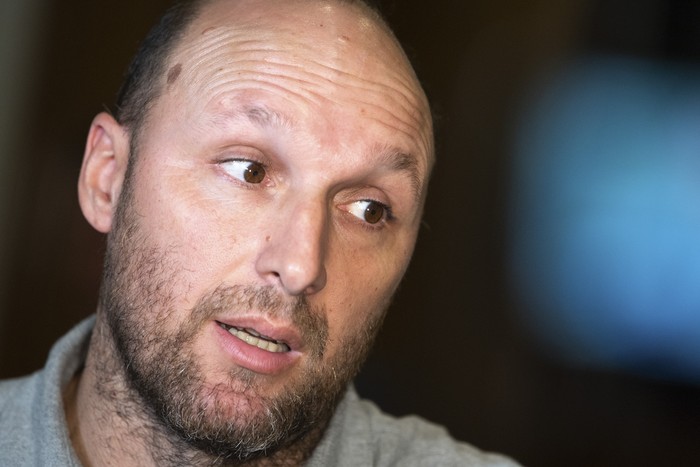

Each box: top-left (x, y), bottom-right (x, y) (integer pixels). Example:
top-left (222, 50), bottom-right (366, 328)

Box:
top-left (219, 158), bottom-right (270, 187)
top-left (346, 199), bottom-right (395, 231)
top-left (369, 200), bottom-right (395, 221)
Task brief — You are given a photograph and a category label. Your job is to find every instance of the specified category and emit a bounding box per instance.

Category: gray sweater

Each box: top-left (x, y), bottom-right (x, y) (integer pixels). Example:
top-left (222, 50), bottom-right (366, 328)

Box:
top-left (0, 317), bottom-right (520, 466)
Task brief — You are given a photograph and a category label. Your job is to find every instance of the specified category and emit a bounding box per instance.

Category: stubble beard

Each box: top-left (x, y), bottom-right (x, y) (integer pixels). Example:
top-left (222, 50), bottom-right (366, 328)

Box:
top-left (95, 167), bottom-right (387, 465)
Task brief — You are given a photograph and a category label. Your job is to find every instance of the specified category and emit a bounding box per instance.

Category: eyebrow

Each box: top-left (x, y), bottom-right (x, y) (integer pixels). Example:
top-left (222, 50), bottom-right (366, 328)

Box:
top-left (374, 146), bottom-right (423, 202)
top-left (229, 104), bottom-right (425, 200)
top-left (244, 104), bottom-right (295, 130)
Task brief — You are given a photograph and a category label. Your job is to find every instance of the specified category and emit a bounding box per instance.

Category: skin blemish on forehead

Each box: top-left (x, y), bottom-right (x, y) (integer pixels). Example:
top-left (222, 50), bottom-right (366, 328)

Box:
top-left (167, 63), bottom-right (183, 86)
top-left (202, 26), bottom-right (216, 35)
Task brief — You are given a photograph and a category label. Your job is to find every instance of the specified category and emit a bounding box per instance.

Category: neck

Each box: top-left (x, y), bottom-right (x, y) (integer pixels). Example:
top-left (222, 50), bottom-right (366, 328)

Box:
top-left (63, 314), bottom-right (325, 466)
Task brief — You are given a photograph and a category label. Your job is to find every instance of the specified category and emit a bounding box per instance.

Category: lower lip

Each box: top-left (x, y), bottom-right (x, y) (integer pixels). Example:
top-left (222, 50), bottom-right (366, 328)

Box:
top-left (213, 322), bottom-right (300, 375)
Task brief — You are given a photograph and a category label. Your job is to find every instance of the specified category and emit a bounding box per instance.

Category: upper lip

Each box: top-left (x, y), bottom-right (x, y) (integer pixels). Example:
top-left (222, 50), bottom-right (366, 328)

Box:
top-left (214, 315), bottom-right (304, 352)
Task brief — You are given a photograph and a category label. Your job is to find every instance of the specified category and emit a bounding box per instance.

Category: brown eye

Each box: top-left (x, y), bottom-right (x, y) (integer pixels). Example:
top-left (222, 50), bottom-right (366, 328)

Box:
top-left (363, 201), bottom-right (384, 224)
top-left (348, 200), bottom-right (389, 225)
top-left (243, 162), bottom-right (265, 183)
top-left (221, 160), bottom-right (267, 184)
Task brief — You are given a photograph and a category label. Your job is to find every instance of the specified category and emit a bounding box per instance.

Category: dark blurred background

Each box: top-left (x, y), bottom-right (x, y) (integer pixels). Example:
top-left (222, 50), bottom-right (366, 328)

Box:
top-left (2, 1), bottom-right (700, 466)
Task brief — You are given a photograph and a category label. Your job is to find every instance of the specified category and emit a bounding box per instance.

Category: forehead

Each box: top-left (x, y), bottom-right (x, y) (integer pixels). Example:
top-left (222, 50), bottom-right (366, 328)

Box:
top-left (157, 0), bottom-right (433, 169)
top-left (185, 0), bottom-right (408, 69)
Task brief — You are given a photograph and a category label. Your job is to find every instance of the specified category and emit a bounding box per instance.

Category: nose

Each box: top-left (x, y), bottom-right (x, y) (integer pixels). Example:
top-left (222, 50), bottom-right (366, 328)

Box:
top-left (255, 198), bottom-right (328, 296)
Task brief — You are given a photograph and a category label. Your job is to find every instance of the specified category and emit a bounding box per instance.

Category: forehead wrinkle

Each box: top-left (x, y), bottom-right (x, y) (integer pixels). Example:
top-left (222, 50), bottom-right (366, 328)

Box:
top-left (166, 6), bottom-right (430, 121)
top-left (166, 3), bottom-right (433, 165)
top-left (179, 42), bottom-right (423, 120)
top-left (171, 0), bottom-right (430, 104)
top-left (169, 17), bottom-right (427, 117)
top-left (193, 65), bottom-right (430, 158)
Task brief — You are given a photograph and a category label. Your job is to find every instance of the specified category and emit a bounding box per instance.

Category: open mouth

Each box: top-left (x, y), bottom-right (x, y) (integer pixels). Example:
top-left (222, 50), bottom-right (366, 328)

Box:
top-left (217, 322), bottom-right (291, 353)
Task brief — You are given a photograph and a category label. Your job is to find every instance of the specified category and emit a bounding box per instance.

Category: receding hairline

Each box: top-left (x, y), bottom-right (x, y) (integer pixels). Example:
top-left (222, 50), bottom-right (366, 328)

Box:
top-left (179, 0), bottom-right (405, 72)
top-left (124, 0), bottom-right (433, 167)
top-left (174, 0), bottom-right (396, 51)
top-left (117, 0), bottom-right (396, 130)
top-left (175, 0), bottom-right (433, 146)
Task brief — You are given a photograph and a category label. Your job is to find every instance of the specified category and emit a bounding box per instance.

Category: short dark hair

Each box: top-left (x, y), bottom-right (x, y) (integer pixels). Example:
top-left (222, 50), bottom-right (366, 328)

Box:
top-left (114, 0), bottom-right (208, 143)
top-left (114, 0), bottom-right (389, 146)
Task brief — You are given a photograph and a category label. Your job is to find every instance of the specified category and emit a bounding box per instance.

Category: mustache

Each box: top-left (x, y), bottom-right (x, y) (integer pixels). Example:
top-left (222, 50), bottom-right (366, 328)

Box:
top-left (187, 284), bottom-right (329, 359)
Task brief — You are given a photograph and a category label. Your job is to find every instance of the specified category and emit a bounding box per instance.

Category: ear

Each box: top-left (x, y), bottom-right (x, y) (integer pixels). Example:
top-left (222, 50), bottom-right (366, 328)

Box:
top-left (77, 112), bottom-right (130, 233)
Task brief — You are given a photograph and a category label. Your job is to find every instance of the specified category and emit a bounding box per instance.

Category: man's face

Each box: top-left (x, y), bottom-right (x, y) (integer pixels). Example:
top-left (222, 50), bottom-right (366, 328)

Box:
top-left (101, 0), bottom-right (432, 460)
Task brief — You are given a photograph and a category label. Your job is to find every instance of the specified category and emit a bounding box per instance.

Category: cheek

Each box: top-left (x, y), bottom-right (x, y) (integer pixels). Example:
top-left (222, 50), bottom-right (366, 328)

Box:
top-left (323, 238), bottom-right (410, 333)
top-left (172, 202), bottom-right (260, 278)
top-left (332, 230), bottom-right (414, 288)
top-left (131, 173), bottom-right (262, 306)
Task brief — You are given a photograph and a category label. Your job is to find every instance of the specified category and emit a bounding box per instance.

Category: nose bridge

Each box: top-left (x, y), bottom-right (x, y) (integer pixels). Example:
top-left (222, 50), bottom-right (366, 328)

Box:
top-left (256, 193), bottom-right (328, 295)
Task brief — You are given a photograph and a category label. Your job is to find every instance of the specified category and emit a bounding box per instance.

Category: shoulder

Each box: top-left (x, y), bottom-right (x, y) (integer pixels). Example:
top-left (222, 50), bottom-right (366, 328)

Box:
top-left (0, 317), bottom-right (93, 466)
top-left (309, 388), bottom-right (521, 467)
top-left (0, 372), bottom-right (44, 463)
top-left (352, 395), bottom-right (518, 466)
top-left (0, 372), bottom-right (40, 417)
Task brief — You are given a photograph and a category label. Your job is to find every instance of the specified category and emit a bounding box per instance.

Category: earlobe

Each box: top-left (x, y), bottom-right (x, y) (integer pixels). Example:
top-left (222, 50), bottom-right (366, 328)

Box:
top-left (77, 112), bottom-right (130, 233)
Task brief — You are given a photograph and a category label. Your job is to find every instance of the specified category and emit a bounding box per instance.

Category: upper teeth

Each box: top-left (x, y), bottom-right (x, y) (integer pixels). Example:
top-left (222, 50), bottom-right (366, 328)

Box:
top-left (221, 324), bottom-right (290, 353)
